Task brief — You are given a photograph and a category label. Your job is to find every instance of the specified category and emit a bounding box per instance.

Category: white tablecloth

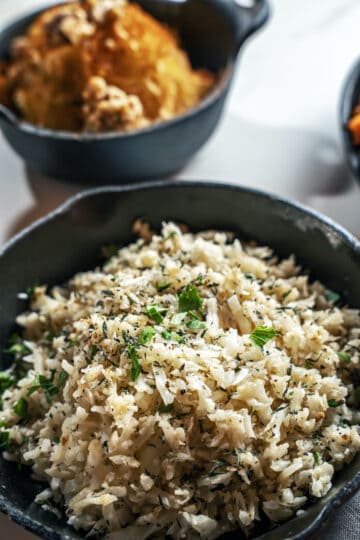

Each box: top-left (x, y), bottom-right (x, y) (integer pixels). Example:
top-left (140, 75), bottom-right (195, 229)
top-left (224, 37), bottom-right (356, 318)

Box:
top-left (0, 1), bottom-right (359, 538)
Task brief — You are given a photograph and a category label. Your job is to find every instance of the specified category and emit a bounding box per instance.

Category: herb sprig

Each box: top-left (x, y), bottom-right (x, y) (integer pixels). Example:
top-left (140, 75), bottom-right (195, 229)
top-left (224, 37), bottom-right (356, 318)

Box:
top-left (250, 326), bottom-right (278, 349)
top-left (27, 370), bottom-right (69, 404)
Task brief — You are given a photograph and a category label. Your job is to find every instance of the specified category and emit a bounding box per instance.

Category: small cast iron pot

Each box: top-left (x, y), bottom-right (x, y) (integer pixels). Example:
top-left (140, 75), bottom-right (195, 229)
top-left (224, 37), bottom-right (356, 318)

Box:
top-left (0, 0), bottom-right (269, 183)
top-left (340, 58), bottom-right (360, 183)
top-left (0, 180), bottom-right (359, 540)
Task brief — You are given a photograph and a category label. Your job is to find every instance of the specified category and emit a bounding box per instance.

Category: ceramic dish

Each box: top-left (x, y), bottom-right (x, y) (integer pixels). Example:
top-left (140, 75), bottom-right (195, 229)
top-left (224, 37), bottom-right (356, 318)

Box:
top-left (0, 180), bottom-right (359, 540)
top-left (0, 0), bottom-right (269, 183)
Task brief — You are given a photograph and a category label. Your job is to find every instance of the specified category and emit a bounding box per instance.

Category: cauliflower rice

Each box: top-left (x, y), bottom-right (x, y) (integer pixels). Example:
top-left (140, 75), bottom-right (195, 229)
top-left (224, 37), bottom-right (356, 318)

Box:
top-left (0, 222), bottom-right (360, 539)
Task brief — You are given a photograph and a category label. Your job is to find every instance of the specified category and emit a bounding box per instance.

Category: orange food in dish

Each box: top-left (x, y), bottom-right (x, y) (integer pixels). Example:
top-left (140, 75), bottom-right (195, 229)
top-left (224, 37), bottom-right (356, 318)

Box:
top-left (348, 105), bottom-right (360, 145)
top-left (0, 0), bottom-right (215, 132)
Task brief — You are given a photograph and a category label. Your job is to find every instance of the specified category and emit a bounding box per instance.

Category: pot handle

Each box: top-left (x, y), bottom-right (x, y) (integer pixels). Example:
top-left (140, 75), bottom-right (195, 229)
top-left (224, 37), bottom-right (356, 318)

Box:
top-left (233, 0), bottom-right (270, 51)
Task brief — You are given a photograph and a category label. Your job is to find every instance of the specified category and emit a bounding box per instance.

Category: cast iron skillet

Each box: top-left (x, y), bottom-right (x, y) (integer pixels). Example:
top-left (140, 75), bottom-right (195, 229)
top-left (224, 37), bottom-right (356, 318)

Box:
top-left (0, 180), bottom-right (359, 540)
top-left (0, 0), bottom-right (269, 183)
top-left (340, 58), bottom-right (360, 184)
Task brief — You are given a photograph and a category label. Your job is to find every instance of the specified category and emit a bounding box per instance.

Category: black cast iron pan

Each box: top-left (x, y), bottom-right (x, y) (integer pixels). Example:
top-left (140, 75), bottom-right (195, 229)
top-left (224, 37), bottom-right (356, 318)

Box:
top-left (0, 180), bottom-right (359, 540)
top-left (0, 0), bottom-right (269, 183)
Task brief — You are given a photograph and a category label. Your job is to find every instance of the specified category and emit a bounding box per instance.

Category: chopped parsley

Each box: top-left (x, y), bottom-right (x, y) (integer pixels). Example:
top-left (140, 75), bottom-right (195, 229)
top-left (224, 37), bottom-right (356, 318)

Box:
top-left (171, 312), bottom-right (187, 326)
top-left (282, 290), bottom-right (292, 300)
top-left (65, 338), bottom-right (79, 348)
top-left (338, 351), bottom-right (351, 364)
top-left (0, 430), bottom-right (9, 450)
top-left (138, 326), bottom-right (156, 345)
top-left (13, 397), bottom-right (28, 420)
top-left (53, 436), bottom-right (60, 444)
top-left (0, 372), bottom-right (14, 405)
top-left (313, 451), bottom-right (320, 465)
top-left (305, 358), bottom-right (318, 369)
top-left (3, 335), bottom-right (31, 382)
top-left (250, 326), bottom-right (278, 349)
top-left (187, 319), bottom-right (206, 330)
top-left (161, 330), bottom-right (183, 343)
top-left (128, 345), bottom-right (141, 381)
top-left (44, 331), bottom-right (56, 343)
top-left (146, 304), bottom-right (166, 324)
top-left (27, 370), bottom-right (69, 404)
top-left (4, 337), bottom-right (31, 358)
top-left (156, 282), bottom-right (172, 292)
top-left (178, 285), bottom-right (203, 313)
top-left (325, 289), bottom-right (340, 304)
top-left (327, 399), bottom-right (343, 408)
top-left (57, 370), bottom-right (69, 388)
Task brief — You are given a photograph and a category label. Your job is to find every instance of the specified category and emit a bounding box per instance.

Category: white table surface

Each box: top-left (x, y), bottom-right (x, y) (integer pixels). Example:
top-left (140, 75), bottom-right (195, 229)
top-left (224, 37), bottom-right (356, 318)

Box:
top-left (0, 1), bottom-right (360, 538)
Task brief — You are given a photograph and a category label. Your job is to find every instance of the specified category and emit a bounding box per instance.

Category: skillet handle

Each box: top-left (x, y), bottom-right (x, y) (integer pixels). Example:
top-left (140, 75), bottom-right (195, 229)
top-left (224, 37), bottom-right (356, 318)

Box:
top-left (233, 0), bottom-right (270, 52)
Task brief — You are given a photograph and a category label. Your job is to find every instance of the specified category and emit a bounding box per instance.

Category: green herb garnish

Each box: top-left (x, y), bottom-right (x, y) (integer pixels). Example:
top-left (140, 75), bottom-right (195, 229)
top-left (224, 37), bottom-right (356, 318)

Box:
top-left (27, 370), bottom-right (68, 404)
top-left (5, 338), bottom-right (31, 358)
top-left (325, 289), bottom-right (340, 304)
top-left (338, 351), bottom-right (351, 364)
top-left (146, 304), bottom-right (166, 324)
top-left (187, 319), bottom-right (206, 330)
top-left (0, 372), bottom-right (14, 399)
top-left (250, 326), bottom-right (278, 349)
top-left (171, 312), bottom-right (187, 326)
top-left (44, 331), bottom-right (56, 343)
top-left (178, 285), bottom-right (203, 313)
top-left (66, 338), bottom-right (79, 348)
top-left (53, 436), bottom-right (60, 444)
top-left (13, 398), bottom-right (28, 420)
top-left (128, 345), bottom-right (141, 381)
top-left (156, 282), bottom-right (172, 292)
top-left (161, 330), bottom-right (183, 343)
top-left (57, 370), bottom-right (69, 387)
top-left (327, 399), bottom-right (343, 408)
top-left (282, 290), bottom-right (292, 300)
top-left (0, 431), bottom-right (9, 450)
top-left (139, 326), bottom-right (156, 345)
top-left (313, 451), bottom-right (320, 464)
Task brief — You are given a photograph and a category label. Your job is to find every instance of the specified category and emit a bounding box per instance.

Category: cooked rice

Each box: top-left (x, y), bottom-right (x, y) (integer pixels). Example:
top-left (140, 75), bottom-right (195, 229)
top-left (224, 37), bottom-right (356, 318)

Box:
top-left (1, 222), bottom-right (360, 539)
